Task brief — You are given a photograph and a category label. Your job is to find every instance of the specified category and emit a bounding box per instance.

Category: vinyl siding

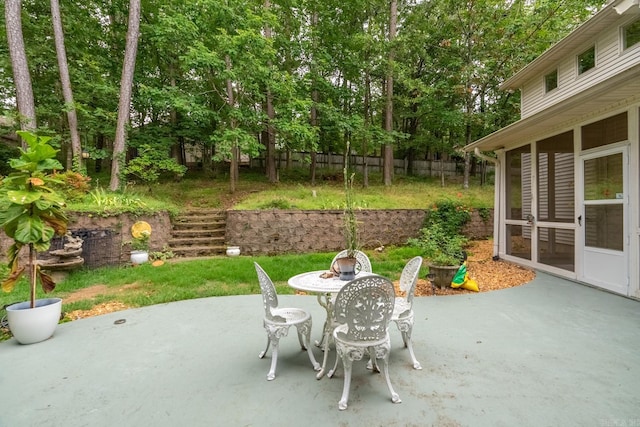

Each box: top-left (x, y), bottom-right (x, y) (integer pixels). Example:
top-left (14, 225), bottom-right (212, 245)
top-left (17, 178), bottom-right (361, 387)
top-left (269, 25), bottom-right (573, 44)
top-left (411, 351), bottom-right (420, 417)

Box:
top-left (520, 16), bottom-right (640, 119)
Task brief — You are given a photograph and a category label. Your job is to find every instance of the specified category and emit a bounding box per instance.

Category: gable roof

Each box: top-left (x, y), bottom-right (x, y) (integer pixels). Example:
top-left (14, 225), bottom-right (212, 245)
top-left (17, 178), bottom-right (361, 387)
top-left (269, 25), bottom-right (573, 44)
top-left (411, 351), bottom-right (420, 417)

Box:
top-left (465, 0), bottom-right (640, 153)
top-left (501, 0), bottom-right (638, 91)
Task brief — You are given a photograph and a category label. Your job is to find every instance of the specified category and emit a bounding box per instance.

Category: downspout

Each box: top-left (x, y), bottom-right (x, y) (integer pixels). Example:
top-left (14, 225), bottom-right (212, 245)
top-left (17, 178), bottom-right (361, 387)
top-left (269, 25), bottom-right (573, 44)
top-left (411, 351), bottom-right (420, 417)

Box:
top-left (474, 147), bottom-right (500, 259)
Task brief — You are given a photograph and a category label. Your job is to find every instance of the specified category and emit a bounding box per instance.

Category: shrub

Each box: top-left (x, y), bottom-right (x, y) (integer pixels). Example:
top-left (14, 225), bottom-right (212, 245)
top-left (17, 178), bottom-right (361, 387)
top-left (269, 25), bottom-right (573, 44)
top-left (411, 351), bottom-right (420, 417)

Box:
top-left (52, 170), bottom-right (92, 201)
top-left (124, 144), bottom-right (187, 191)
top-left (408, 222), bottom-right (467, 266)
top-left (408, 200), bottom-right (471, 266)
top-left (425, 200), bottom-right (471, 235)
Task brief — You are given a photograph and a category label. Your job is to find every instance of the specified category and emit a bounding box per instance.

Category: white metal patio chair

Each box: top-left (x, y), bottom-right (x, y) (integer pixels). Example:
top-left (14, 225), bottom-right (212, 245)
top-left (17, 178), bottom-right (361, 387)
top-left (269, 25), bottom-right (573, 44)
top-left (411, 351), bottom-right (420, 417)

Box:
top-left (391, 256), bottom-right (423, 369)
top-left (254, 262), bottom-right (321, 381)
top-left (327, 275), bottom-right (401, 410)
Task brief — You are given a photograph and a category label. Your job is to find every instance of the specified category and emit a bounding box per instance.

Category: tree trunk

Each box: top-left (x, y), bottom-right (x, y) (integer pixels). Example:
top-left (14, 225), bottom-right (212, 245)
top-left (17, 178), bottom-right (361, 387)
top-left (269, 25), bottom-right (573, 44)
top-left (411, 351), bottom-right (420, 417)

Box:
top-left (263, 0), bottom-right (277, 183)
top-left (5, 0), bottom-right (36, 142)
top-left (363, 71), bottom-right (371, 188)
top-left (109, 0), bottom-right (141, 191)
top-left (383, 0), bottom-right (397, 186)
top-left (51, 0), bottom-right (83, 172)
top-left (225, 55), bottom-right (238, 193)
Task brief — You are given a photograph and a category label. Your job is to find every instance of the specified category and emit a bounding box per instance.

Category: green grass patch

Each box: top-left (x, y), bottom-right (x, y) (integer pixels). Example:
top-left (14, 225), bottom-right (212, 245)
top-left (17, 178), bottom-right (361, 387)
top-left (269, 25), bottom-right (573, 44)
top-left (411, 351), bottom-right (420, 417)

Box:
top-left (1, 245), bottom-right (425, 341)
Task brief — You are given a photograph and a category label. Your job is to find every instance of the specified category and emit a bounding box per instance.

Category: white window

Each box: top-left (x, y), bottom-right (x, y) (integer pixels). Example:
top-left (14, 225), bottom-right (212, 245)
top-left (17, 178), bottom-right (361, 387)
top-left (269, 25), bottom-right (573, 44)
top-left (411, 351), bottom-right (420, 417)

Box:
top-left (577, 46), bottom-right (595, 75)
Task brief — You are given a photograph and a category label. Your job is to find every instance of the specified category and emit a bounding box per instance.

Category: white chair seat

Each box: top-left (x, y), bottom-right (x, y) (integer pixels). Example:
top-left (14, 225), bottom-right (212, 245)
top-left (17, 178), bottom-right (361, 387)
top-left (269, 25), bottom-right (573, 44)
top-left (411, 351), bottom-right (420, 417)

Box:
top-left (269, 307), bottom-right (311, 324)
top-left (392, 298), bottom-right (411, 319)
top-left (255, 263), bottom-right (321, 381)
top-left (390, 256), bottom-right (423, 370)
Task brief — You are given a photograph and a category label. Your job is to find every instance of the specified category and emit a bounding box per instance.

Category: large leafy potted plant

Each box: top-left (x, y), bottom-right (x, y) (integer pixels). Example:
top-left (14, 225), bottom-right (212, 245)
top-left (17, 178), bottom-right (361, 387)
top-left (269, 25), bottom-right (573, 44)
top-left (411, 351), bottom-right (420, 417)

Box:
top-left (408, 201), bottom-right (470, 288)
top-left (0, 131), bottom-right (69, 344)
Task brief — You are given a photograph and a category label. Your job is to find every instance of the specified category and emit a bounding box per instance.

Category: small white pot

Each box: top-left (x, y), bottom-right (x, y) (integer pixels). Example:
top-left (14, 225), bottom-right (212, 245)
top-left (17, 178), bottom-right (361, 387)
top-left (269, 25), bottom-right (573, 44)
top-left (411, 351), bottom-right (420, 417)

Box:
top-left (131, 250), bottom-right (149, 264)
top-left (6, 298), bottom-right (62, 345)
top-left (226, 246), bottom-right (241, 257)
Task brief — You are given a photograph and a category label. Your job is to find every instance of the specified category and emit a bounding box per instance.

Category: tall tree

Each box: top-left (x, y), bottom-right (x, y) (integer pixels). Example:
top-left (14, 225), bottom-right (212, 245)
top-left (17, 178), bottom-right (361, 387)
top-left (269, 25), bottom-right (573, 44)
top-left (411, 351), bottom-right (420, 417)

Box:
top-left (109, 0), bottom-right (141, 191)
top-left (50, 0), bottom-right (82, 171)
top-left (5, 0), bottom-right (36, 141)
top-left (383, 0), bottom-right (397, 186)
top-left (262, 0), bottom-right (277, 183)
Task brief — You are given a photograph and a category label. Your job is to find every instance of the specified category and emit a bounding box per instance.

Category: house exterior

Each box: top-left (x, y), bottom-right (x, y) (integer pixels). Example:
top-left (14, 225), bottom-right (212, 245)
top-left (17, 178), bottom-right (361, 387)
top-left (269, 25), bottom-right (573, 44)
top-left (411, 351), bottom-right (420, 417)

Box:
top-left (465, 0), bottom-right (640, 298)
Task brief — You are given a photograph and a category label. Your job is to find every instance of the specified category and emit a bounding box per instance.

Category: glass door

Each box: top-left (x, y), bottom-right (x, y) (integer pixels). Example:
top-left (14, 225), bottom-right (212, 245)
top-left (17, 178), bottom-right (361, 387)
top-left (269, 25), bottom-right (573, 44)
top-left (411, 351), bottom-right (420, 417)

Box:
top-left (579, 148), bottom-right (629, 294)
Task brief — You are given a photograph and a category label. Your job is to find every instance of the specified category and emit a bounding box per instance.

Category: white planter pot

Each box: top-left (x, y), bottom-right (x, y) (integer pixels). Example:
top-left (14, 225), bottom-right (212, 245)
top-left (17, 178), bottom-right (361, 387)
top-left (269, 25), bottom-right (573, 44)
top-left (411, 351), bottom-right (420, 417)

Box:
top-left (131, 250), bottom-right (149, 264)
top-left (226, 246), bottom-right (241, 257)
top-left (6, 298), bottom-right (62, 345)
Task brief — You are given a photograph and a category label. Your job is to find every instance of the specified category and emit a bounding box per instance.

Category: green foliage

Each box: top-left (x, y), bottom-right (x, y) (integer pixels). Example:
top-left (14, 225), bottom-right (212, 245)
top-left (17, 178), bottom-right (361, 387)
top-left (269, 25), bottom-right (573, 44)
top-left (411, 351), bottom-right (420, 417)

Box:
top-left (478, 207), bottom-right (491, 222)
top-left (87, 187), bottom-right (148, 215)
top-left (0, 144), bottom-right (21, 176)
top-left (130, 233), bottom-right (150, 252)
top-left (150, 246), bottom-right (175, 262)
top-left (409, 199), bottom-right (471, 266)
top-left (258, 198), bottom-right (292, 209)
top-left (52, 170), bottom-right (92, 202)
top-left (124, 145), bottom-right (187, 190)
top-left (408, 222), bottom-right (468, 266)
top-left (426, 200), bottom-right (471, 235)
top-left (0, 131), bottom-right (69, 304)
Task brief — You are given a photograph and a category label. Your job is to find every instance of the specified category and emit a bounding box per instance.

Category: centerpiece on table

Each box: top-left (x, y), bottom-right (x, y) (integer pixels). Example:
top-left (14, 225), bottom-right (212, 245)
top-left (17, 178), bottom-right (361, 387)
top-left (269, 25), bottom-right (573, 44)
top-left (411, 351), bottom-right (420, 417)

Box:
top-left (333, 141), bottom-right (361, 281)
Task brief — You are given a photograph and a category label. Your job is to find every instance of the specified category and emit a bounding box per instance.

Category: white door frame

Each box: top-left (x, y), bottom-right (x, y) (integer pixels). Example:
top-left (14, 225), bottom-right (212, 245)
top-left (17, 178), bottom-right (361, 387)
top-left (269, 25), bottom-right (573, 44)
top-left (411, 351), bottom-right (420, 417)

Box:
top-left (577, 143), bottom-right (630, 295)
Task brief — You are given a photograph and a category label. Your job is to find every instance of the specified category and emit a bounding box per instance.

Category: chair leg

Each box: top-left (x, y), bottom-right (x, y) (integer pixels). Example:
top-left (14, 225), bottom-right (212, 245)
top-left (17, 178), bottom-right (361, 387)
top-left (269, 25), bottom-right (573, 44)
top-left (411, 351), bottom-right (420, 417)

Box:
top-left (366, 348), bottom-right (380, 372)
top-left (266, 336), bottom-right (280, 381)
top-left (395, 318), bottom-right (422, 370)
top-left (378, 345), bottom-right (401, 404)
top-left (315, 318), bottom-right (327, 348)
top-left (327, 347), bottom-right (340, 378)
top-left (262, 324), bottom-right (289, 381)
top-left (298, 320), bottom-right (321, 371)
top-left (402, 329), bottom-right (422, 370)
top-left (258, 335), bottom-right (271, 359)
top-left (338, 356), bottom-right (353, 411)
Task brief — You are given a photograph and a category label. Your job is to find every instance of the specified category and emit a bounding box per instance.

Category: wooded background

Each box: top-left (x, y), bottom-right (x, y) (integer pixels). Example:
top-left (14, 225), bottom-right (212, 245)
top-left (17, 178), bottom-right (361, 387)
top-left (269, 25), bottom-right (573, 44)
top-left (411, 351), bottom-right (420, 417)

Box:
top-left (1, 0), bottom-right (607, 189)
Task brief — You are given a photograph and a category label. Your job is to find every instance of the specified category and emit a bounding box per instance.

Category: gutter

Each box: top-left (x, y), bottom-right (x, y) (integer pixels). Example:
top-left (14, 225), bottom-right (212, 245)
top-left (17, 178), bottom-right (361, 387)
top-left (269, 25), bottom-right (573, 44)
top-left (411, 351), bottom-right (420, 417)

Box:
top-left (474, 148), bottom-right (501, 260)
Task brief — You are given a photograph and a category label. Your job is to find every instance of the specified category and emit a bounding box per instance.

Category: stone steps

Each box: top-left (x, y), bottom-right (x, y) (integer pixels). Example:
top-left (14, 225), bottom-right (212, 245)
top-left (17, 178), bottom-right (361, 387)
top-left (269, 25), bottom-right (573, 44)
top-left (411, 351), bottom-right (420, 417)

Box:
top-left (169, 209), bottom-right (227, 257)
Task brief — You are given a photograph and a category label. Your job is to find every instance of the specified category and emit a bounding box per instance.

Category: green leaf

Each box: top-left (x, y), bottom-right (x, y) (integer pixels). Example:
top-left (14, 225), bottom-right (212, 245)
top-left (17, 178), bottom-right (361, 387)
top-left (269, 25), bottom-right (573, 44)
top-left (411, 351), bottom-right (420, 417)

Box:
top-left (0, 205), bottom-right (26, 229)
top-left (37, 158), bottom-right (64, 172)
top-left (9, 158), bottom-right (37, 172)
top-left (14, 216), bottom-right (46, 244)
top-left (7, 190), bottom-right (41, 205)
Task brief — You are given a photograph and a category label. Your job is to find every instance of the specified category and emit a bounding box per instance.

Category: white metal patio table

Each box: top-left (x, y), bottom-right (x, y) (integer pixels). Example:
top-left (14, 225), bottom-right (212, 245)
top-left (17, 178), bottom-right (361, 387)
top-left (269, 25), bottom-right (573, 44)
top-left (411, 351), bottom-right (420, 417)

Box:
top-left (288, 270), bottom-right (377, 379)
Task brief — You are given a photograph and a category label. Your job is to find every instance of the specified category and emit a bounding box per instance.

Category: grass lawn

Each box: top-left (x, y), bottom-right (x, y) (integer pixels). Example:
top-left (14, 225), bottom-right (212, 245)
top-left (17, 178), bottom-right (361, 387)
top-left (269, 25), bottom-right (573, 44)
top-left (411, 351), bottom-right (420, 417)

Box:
top-left (1, 168), bottom-right (493, 341)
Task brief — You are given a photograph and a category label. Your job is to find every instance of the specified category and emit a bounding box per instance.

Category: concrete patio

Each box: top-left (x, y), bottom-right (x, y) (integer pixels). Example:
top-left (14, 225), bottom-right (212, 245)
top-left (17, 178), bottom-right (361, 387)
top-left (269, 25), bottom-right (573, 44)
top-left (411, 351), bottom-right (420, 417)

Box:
top-left (1, 272), bottom-right (638, 427)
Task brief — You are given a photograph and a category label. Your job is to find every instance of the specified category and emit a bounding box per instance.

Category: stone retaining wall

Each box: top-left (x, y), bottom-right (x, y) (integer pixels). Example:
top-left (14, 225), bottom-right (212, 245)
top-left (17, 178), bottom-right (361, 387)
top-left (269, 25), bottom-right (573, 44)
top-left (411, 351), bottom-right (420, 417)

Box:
top-left (0, 209), bottom-right (492, 264)
top-left (226, 209), bottom-right (493, 255)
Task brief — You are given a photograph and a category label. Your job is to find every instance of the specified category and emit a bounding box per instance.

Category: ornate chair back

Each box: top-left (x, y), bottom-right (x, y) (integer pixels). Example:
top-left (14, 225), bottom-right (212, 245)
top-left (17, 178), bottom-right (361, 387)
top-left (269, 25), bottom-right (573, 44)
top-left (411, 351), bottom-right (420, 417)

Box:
top-left (254, 262), bottom-right (283, 322)
top-left (334, 275), bottom-right (395, 342)
top-left (398, 256), bottom-right (423, 309)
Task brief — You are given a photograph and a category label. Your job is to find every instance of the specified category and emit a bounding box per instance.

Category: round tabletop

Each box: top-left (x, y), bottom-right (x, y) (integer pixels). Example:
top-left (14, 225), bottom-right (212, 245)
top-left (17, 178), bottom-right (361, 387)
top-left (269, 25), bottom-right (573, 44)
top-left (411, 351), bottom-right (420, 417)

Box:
top-left (288, 270), bottom-right (377, 294)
